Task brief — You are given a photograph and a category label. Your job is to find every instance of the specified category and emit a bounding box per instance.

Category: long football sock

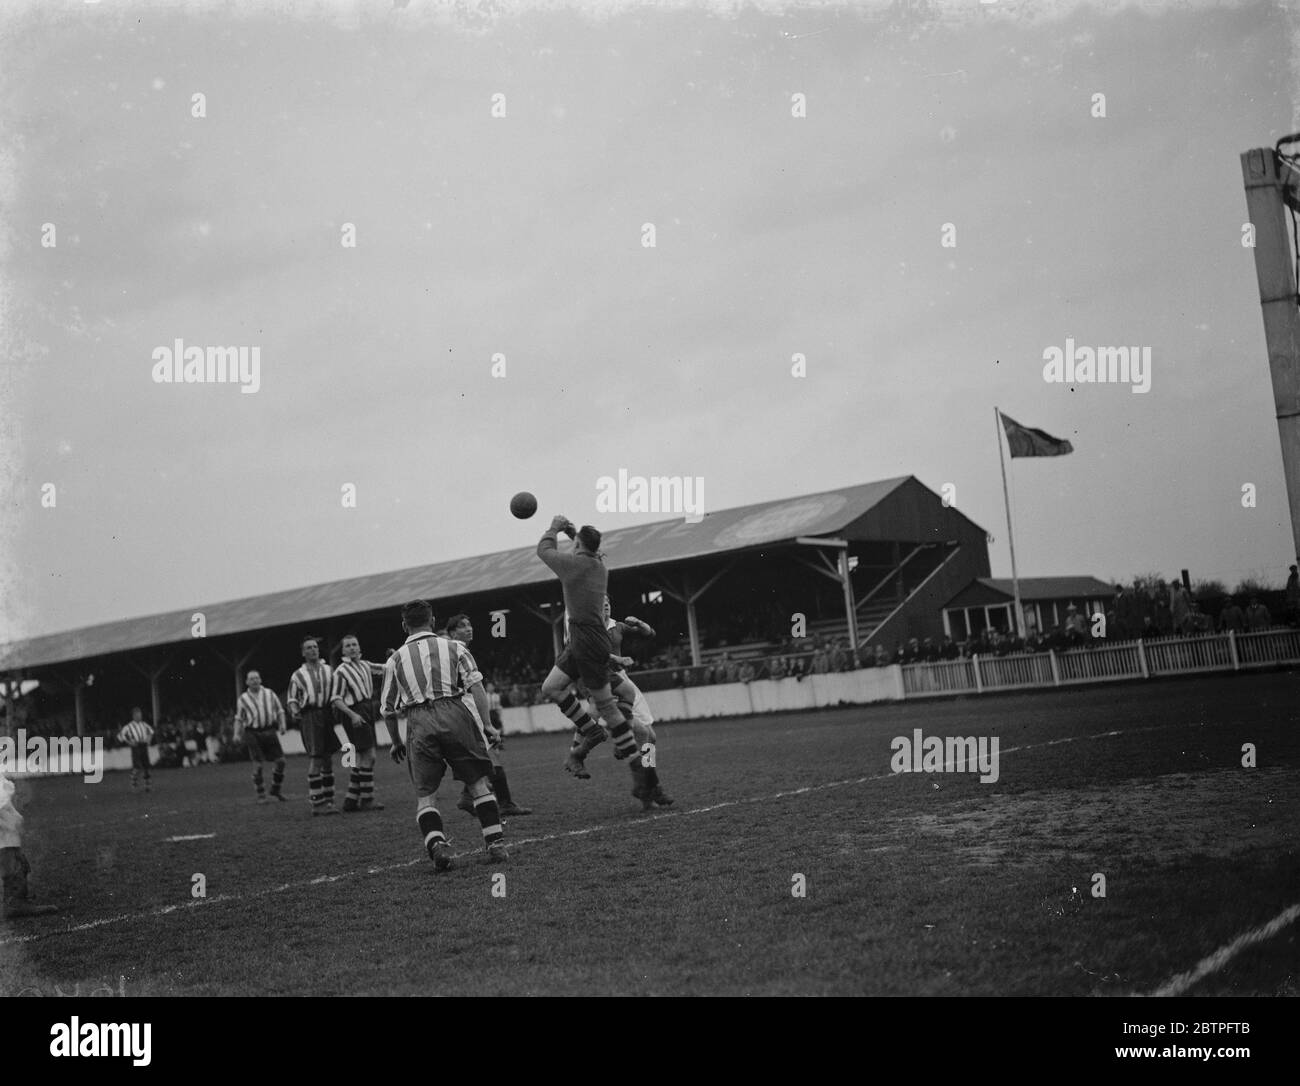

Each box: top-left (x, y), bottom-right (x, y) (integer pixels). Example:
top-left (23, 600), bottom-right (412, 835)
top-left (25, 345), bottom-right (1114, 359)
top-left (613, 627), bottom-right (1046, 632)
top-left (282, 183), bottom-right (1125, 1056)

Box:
top-left (492, 765), bottom-right (514, 807)
top-left (308, 771), bottom-right (325, 808)
top-left (271, 760), bottom-right (285, 796)
top-left (322, 771), bottom-right (335, 805)
top-left (595, 699), bottom-right (639, 758)
top-left (343, 770), bottom-right (362, 811)
top-left (417, 806), bottom-right (446, 857)
top-left (252, 765), bottom-right (265, 798)
top-left (557, 693), bottom-right (598, 733)
top-left (472, 793), bottom-right (504, 846)
top-left (357, 767), bottom-right (376, 807)
top-left (629, 758), bottom-right (651, 798)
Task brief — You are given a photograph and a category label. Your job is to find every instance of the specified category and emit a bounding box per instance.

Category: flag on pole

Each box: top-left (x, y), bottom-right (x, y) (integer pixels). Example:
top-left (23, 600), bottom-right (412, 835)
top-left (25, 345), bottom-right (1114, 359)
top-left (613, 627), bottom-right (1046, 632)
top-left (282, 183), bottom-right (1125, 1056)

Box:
top-left (998, 412), bottom-right (1074, 458)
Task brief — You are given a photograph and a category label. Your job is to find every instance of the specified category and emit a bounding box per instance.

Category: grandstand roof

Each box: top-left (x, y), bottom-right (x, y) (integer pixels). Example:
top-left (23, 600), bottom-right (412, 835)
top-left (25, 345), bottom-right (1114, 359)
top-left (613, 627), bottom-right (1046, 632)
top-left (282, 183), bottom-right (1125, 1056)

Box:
top-left (1, 475), bottom-right (985, 672)
top-left (944, 576), bottom-right (1117, 609)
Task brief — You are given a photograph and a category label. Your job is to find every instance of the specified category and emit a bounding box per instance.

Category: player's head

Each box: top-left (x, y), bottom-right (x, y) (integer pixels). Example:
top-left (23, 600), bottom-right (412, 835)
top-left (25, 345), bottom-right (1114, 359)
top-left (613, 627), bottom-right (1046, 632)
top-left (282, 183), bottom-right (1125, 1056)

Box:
top-left (445, 614), bottom-right (472, 644)
top-left (341, 633), bottom-right (361, 659)
top-left (401, 599), bottom-right (433, 634)
top-left (602, 595), bottom-right (611, 620)
top-left (301, 635), bottom-right (321, 661)
top-left (576, 525), bottom-right (602, 554)
top-left (130, 706), bottom-right (143, 721)
top-left (246, 670), bottom-right (262, 691)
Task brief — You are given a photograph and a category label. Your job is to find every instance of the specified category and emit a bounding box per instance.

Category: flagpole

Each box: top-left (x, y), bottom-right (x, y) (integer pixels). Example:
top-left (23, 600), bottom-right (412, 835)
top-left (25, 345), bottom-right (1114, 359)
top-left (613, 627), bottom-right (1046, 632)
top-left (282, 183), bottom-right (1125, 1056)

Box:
top-left (995, 407), bottom-right (1024, 639)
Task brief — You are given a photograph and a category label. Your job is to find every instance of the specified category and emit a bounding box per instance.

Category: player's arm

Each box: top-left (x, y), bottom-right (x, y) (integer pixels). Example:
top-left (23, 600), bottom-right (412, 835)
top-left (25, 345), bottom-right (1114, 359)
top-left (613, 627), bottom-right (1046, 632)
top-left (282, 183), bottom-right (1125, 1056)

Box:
top-left (286, 678), bottom-right (303, 721)
top-left (466, 679), bottom-right (494, 737)
top-left (272, 693), bottom-right (287, 735)
top-left (330, 693), bottom-right (361, 722)
top-left (330, 680), bottom-right (353, 749)
top-left (379, 665), bottom-right (406, 762)
top-left (454, 646), bottom-right (495, 737)
top-left (536, 516), bottom-right (577, 571)
top-left (624, 616), bottom-right (656, 637)
top-left (330, 672), bottom-right (363, 725)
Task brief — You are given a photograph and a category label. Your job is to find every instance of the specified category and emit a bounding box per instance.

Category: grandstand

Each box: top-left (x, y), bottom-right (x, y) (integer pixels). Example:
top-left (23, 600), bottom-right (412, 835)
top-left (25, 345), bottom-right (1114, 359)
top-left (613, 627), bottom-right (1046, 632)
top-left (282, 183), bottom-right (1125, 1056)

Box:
top-left (0, 476), bottom-right (989, 738)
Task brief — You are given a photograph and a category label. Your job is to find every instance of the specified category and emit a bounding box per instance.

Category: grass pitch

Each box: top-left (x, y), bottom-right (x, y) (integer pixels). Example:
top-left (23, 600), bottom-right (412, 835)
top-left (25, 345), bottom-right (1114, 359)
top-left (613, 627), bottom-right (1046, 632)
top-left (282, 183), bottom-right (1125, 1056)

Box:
top-left (2, 671), bottom-right (1297, 996)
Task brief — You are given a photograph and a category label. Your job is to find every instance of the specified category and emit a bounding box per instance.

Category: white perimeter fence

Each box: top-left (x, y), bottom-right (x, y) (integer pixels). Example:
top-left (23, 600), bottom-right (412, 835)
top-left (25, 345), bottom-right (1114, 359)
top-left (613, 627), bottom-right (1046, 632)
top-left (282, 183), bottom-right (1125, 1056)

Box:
top-left (900, 629), bottom-right (1300, 697)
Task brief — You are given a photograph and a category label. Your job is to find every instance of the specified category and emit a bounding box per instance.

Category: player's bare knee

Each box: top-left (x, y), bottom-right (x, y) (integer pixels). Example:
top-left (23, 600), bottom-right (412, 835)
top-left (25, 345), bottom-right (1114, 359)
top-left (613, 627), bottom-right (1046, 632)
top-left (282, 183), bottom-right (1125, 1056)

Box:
top-left (468, 777), bottom-right (493, 800)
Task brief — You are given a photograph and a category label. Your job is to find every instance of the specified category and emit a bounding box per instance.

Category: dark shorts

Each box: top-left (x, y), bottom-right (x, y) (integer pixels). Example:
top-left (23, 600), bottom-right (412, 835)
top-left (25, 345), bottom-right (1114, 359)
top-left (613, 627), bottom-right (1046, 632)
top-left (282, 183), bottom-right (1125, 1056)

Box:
top-left (244, 729), bottom-right (284, 762)
top-left (488, 709), bottom-right (503, 731)
top-left (130, 744), bottom-right (151, 771)
top-left (334, 702), bottom-right (377, 753)
top-left (555, 622), bottom-right (616, 691)
top-left (405, 698), bottom-right (493, 797)
top-left (298, 706), bottom-right (341, 759)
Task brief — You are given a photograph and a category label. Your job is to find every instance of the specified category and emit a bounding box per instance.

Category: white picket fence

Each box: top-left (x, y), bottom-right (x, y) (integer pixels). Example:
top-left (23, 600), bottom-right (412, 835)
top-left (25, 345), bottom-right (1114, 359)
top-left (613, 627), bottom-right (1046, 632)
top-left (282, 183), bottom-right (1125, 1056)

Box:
top-left (900, 628), bottom-right (1300, 697)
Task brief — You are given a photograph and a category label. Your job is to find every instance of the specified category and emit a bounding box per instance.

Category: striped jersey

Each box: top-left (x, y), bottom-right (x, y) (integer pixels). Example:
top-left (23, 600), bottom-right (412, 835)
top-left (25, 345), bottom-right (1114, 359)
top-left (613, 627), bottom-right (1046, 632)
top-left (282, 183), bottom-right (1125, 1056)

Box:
top-left (330, 658), bottom-right (384, 707)
top-left (288, 662), bottom-right (333, 713)
top-left (236, 687), bottom-right (285, 731)
top-left (118, 720), bottom-right (154, 747)
top-left (380, 632), bottom-right (483, 722)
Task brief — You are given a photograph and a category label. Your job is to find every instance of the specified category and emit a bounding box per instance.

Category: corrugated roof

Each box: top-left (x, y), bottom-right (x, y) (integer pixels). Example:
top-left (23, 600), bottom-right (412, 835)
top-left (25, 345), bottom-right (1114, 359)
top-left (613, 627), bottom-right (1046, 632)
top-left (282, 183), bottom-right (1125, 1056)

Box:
top-left (1, 476), bottom-right (916, 671)
top-left (976, 577), bottom-right (1116, 602)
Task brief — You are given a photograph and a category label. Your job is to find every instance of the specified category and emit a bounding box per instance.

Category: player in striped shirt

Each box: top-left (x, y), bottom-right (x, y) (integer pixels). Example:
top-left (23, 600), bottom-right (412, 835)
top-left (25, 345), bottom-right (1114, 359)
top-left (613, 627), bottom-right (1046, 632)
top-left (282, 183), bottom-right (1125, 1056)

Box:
top-left (330, 634), bottom-right (387, 813)
top-left (234, 671), bottom-right (287, 803)
top-left (287, 635), bottom-right (338, 816)
top-left (444, 614), bottom-right (532, 819)
top-left (117, 708), bottom-right (155, 792)
top-left (382, 600), bottom-right (507, 870)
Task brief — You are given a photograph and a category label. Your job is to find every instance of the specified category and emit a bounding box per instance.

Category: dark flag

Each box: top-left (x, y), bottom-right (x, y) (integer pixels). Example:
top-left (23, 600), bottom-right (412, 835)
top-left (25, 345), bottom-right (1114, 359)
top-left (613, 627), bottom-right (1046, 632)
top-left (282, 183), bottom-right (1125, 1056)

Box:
top-left (999, 412), bottom-right (1074, 458)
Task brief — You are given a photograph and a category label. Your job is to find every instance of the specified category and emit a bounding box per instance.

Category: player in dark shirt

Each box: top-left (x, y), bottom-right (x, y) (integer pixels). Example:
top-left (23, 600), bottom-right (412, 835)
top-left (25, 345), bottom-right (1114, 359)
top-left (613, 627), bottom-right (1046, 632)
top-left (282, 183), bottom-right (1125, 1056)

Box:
top-left (536, 517), bottom-right (640, 777)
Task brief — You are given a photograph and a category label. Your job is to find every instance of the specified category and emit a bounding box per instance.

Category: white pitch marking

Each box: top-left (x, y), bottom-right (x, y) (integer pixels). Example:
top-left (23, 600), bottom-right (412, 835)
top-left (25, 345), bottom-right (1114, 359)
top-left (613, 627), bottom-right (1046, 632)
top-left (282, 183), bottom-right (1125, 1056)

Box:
top-left (165, 834), bottom-right (215, 842)
top-left (1146, 903), bottom-right (1300, 997)
top-left (0, 722), bottom-right (1226, 948)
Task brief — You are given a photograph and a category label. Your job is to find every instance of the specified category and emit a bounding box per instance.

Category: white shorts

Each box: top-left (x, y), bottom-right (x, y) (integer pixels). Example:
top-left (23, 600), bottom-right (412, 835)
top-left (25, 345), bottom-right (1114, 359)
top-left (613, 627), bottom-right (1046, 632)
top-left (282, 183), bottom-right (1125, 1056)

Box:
top-left (631, 689), bottom-right (655, 730)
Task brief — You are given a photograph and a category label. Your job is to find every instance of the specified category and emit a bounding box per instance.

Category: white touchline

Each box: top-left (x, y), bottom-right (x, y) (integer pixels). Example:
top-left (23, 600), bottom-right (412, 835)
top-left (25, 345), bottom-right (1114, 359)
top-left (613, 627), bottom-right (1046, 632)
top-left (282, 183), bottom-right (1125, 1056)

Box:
top-left (165, 834), bottom-right (216, 842)
top-left (1145, 902), bottom-right (1300, 997)
top-left (0, 721), bottom-right (1228, 949)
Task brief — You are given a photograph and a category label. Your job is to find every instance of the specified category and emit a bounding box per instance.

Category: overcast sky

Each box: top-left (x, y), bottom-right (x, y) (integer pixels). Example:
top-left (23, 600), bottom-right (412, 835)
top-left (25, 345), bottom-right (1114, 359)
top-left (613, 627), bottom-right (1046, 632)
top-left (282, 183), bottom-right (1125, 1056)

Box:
top-left (1, 0), bottom-right (1296, 643)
